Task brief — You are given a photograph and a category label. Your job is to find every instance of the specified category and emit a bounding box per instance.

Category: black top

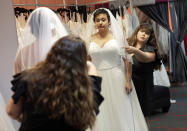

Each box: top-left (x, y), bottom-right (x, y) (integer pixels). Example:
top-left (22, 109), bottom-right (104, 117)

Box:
top-left (11, 73), bottom-right (103, 131)
top-left (132, 45), bottom-right (156, 74)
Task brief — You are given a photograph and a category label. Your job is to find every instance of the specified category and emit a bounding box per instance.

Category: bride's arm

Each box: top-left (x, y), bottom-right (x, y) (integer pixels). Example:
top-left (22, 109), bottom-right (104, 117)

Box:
top-left (123, 58), bottom-right (133, 94)
top-left (87, 61), bottom-right (98, 76)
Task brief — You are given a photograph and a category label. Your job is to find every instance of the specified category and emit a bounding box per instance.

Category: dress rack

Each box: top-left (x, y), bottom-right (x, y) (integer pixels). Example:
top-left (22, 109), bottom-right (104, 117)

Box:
top-left (13, 0), bottom-right (116, 8)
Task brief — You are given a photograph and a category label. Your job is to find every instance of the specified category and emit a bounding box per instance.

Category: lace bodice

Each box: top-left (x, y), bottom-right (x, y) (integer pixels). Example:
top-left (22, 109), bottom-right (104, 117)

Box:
top-left (89, 39), bottom-right (122, 70)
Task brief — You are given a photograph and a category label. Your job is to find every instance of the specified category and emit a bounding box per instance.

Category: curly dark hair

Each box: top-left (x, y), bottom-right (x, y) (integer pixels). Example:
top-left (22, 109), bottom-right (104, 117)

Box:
top-left (127, 23), bottom-right (161, 70)
top-left (22, 35), bottom-right (95, 130)
top-left (93, 8), bottom-right (110, 23)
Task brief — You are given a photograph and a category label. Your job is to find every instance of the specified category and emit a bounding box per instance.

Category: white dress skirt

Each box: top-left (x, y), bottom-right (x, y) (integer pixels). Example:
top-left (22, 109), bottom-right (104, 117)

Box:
top-left (0, 93), bottom-right (16, 131)
top-left (88, 39), bottom-right (148, 131)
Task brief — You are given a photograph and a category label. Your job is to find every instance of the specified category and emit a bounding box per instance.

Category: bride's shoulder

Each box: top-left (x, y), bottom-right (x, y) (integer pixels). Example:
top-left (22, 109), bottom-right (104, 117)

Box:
top-left (91, 33), bottom-right (98, 41)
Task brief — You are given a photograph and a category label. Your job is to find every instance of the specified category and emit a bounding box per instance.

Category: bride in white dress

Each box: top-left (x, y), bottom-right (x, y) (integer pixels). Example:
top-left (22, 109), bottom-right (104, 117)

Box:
top-left (14, 7), bottom-right (68, 74)
top-left (86, 8), bottom-right (148, 131)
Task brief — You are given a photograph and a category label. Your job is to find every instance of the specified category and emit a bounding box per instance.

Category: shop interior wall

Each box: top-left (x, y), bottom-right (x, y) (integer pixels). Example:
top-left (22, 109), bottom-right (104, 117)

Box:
top-left (0, 0), bottom-right (21, 130)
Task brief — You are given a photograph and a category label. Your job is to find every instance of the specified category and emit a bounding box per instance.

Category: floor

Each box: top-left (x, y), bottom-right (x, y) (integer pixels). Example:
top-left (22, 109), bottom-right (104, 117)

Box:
top-left (148, 86), bottom-right (187, 131)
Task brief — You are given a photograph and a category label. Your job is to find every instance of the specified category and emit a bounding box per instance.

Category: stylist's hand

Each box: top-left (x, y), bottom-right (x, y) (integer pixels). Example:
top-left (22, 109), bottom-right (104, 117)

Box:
top-left (124, 46), bottom-right (137, 54)
top-left (87, 61), bottom-right (98, 76)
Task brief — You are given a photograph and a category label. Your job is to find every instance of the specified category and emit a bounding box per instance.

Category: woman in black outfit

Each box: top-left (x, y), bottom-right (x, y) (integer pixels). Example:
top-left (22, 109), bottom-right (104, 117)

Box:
top-left (125, 23), bottom-right (161, 117)
top-left (6, 35), bottom-right (103, 131)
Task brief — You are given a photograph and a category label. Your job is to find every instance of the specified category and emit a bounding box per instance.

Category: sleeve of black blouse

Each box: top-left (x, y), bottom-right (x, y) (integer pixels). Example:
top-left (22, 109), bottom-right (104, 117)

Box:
top-left (89, 75), bottom-right (104, 115)
top-left (142, 45), bottom-right (155, 53)
top-left (11, 73), bottom-right (27, 104)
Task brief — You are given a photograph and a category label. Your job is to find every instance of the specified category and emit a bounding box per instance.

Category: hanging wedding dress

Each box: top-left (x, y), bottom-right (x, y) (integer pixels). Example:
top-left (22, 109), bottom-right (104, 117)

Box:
top-left (56, 12), bottom-right (70, 34)
top-left (86, 8), bottom-right (148, 131)
top-left (17, 13), bottom-right (26, 29)
top-left (69, 12), bottom-right (82, 36)
top-left (152, 21), bottom-right (169, 55)
top-left (116, 11), bottom-right (123, 29)
top-left (68, 12), bottom-right (88, 47)
top-left (122, 1), bottom-right (140, 39)
top-left (14, 7), bottom-right (68, 74)
top-left (76, 12), bottom-right (87, 39)
top-left (15, 17), bottom-right (24, 46)
top-left (0, 93), bottom-right (16, 131)
top-left (123, 6), bottom-right (133, 38)
top-left (130, 1), bottom-right (140, 31)
top-left (157, 25), bottom-right (169, 55)
top-left (152, 21), bottom-right (170, 87)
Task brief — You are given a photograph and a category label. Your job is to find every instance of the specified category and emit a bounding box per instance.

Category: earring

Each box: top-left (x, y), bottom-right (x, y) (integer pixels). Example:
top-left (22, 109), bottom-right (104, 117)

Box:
top-left (108, 23), bottom-right (111, 30)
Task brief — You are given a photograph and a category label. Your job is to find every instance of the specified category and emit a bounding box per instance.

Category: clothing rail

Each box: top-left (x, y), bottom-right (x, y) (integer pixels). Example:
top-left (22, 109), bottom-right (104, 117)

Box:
top-left (35, 0), bottom-right (38, 7)
top-left (13, 4), bottom-right (81, 7)
top-left (75, 0), bottom-right (78, 10)
top-left (62, 0), bottom-right (66, 8)
top-left (13, 0), bottom-right (116, 7)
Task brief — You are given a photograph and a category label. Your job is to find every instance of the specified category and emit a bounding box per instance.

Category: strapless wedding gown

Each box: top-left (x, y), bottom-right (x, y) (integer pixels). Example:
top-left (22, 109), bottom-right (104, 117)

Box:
top-left (88, 39), bottom-right (148, 131)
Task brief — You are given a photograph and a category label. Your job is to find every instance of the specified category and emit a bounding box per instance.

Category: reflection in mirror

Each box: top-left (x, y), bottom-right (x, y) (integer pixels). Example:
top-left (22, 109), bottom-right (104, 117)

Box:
top-left (11, 1), bottom-right (183, 130)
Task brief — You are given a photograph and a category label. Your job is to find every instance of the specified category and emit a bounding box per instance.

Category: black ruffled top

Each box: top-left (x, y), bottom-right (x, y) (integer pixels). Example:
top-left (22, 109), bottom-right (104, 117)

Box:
top-left (11, 73), bottom-right (103, 131)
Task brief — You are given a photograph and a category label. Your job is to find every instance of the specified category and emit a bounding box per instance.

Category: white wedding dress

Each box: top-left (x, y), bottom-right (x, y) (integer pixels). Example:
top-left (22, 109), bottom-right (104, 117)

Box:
top-left (88, 39), bottom-right (148, 131)
top-left (0, 93), bottom-right (16, 131)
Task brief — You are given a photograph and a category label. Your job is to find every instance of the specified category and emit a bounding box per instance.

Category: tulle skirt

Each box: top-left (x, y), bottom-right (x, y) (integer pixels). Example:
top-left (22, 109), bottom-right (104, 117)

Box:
top-left (88, 65), bottom-right (148, 131)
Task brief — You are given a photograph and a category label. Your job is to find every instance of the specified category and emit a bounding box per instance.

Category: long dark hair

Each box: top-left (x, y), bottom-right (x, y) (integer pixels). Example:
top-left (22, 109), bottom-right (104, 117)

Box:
top-left (22, 35), bottom-right (95, 130)
top-left (127, 23), bottom-right (157, 48)
top-left (93, 8), bottom-right (110, 23)
top-left (127, 23), bottom-right (161, 70)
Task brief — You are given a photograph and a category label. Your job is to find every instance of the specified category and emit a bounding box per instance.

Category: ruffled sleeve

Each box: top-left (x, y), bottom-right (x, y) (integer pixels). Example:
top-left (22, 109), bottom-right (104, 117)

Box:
top-left (89, 75), bottom-right (104, 115)
top-left (141, 45), bottom-right (155, 52)
top-left (11, 73), bottom-right (27, 104)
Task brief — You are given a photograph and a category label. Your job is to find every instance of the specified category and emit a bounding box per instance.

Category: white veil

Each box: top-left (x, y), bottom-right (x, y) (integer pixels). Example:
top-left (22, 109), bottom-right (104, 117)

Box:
top-left (14, 7), bottom-right (69, 73)
top-left (84, 8), bottom-right (131, 61)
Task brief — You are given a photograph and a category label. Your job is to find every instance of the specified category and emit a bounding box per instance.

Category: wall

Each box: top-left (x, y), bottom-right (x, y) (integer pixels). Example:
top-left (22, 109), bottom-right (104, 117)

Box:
top-left (0, 0), bottom-right (20, 129)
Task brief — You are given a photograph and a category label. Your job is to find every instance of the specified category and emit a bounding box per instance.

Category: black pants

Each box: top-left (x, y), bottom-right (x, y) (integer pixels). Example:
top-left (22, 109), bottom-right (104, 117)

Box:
top-left (132, 72), bottom-right (154, 116)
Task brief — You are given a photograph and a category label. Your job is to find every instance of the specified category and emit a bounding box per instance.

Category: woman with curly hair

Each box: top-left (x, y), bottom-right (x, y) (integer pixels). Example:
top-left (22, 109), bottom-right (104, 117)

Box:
top-left (125, 23), bottom-right (161, 117)
top-left (6, 35), bottom-right (102, 131)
